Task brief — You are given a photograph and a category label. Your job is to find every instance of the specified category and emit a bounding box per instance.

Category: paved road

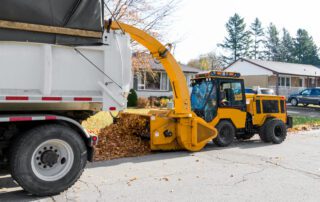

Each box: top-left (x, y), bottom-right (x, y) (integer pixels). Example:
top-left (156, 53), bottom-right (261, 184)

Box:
top-left (287, 104), bottom-right (320, 118)
top-left (1, 130), bottom-right (320, 202)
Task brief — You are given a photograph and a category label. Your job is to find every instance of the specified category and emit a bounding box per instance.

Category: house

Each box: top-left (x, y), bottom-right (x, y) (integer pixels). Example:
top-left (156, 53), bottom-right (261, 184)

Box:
top-left (225, 58), bottom-right (320, 97)
top-left (131, 53), bottom-right (200, 98)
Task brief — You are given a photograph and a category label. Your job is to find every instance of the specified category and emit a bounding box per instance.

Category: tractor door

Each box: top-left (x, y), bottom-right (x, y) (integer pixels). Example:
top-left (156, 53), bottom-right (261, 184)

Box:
top-left (215, 79), bottom-right (247, 129)
top-left (217, 79), bottom-right (246, 110)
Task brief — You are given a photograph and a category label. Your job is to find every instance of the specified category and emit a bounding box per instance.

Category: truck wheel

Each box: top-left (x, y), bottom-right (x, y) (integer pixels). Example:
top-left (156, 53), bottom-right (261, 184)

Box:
top-left (290, 98), bottom-right (298, 106)
top-left (264, 119), bottom-right (287, 144)
top-left (214, 121), bottom-right (235, 147)
top-left (10, 124), bottom-right (87, 196)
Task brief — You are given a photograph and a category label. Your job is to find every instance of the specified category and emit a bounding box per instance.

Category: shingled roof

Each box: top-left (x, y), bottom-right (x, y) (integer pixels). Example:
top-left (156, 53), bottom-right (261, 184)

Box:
top-left (227, 58), bottom-right (320, 77)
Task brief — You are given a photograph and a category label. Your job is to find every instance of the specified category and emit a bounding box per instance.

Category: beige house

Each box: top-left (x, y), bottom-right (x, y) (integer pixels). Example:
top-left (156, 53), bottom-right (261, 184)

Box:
top-left (225, 58), bottom-right (320, 96)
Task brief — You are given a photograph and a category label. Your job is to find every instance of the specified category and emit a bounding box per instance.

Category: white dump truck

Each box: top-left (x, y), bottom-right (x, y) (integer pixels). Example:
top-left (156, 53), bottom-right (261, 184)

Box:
top-left (0, 0), bottom-right (131, 196)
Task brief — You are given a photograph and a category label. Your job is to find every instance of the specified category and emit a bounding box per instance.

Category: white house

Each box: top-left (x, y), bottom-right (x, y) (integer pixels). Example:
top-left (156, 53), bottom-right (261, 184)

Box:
top-left (225, 58), bottom-right (320, 96)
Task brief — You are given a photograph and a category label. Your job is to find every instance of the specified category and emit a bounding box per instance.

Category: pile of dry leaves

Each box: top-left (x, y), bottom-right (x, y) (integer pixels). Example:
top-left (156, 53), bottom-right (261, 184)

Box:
top-left (93, 114), bottom-right (151, 161)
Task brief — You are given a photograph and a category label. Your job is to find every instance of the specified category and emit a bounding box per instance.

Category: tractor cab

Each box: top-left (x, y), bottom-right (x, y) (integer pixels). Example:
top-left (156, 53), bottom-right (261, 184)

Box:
top-left (190, 71), bottom-right (246, 123)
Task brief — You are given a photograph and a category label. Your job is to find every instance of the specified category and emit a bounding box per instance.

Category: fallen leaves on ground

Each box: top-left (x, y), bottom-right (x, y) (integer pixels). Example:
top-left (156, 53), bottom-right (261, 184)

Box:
top-left (288, 124), bottom-right (320, 133)
top-left (93, 114), bottom-right (151, 161)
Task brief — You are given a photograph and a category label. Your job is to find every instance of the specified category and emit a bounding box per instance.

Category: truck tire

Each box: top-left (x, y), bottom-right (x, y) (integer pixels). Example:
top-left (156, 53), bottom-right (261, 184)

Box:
top-left (213, 121), bottom-right (235, 147)
top-left (10, 124), bottom-right (87, 196)
top-left (264, 119), bottom-right (287, 144)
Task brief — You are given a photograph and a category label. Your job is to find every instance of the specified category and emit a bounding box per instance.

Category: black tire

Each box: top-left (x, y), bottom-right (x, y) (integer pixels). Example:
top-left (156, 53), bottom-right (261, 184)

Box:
top-left (213, 121), bottom-right (235, 147)
top-left (290, 98), bottom-right (298, 106)
top-left (236, 133), bottom-right (255, 140)
top-left (258, 120), bottom-right (272, 143)
top-left (264, 119), bottom-right (287, 144)
top-left (10, 124), bottom-right (87, 196)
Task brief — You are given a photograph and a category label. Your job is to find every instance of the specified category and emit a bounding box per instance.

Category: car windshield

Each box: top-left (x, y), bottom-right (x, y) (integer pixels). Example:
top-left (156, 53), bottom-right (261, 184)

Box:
top-left (191, 80), bottom-right (217, 122)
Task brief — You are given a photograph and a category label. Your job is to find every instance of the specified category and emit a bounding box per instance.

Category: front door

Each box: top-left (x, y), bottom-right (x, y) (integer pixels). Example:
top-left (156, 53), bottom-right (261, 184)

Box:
top-left (214, 79), bottom-right (247, 129)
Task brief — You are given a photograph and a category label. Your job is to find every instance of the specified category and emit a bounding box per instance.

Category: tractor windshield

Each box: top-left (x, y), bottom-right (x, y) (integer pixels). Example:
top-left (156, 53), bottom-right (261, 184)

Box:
top-left (191, 80), bottom-right (217, 122)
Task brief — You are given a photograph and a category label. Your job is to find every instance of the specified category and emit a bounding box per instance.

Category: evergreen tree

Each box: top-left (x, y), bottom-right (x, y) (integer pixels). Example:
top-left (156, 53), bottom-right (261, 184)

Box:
top-left (249, 18), bottom-right (265, 59)
top-left (293, 29), bottom-right (320, 65)
top-left (218, 13), bottom-right (251, 64)
top-left (265, 23), bottom-right (281, 61)
top-left (279, 28), bottom-right (295, 62)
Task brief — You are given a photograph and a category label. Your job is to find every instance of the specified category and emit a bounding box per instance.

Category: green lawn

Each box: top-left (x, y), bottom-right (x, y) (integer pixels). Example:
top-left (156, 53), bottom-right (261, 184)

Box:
top-left (292, 115), bottom-right (320, 126)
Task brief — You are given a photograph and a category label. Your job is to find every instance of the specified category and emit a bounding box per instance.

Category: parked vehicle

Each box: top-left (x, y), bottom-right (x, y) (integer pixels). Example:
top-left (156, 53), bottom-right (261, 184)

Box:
top-left (288, 88), bottom-right (320, 106)
top-left (245, 87), bottom-right (275, 95)
top-left (257, 88), bottom-right (275, 95)
top-left (245, 88), bottom-right (256, 94)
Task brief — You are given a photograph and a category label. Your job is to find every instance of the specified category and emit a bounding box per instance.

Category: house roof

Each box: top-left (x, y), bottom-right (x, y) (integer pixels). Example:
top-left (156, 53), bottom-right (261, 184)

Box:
top-left (228, 58), bottom-right (320, 77)
top-left (133, 52), bottom-right (200, 73)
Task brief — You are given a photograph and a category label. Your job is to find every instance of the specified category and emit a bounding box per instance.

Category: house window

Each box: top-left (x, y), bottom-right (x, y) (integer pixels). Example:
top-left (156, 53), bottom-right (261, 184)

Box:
top-left (278, 76), bottom-right (290, 87)
top-left (145, 72), bottom-right (160, 90)
top-left (160, 72), bottom-right (169, 90)
top-left (135, 71), bottom-right (169, 91)
top-left (299, 78), bottom-right (303, 87)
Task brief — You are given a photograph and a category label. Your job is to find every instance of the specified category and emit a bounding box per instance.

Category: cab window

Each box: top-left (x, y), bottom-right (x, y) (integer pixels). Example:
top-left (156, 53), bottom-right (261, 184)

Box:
top-left (219, 81), bottom-right (244, 107)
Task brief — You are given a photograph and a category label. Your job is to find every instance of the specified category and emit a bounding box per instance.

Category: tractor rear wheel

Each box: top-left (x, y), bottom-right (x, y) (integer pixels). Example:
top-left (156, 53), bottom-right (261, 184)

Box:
top-left (264, 119), bottom-right (287, 144)
top-left (258, 121), bottom-right (271, 143)
top-left (214, 121), bottom-right (235, 147)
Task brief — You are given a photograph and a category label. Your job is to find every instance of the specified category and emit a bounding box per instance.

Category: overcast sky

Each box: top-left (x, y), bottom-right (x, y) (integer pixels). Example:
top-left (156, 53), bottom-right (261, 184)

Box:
top-left (168, 0), bottom-right (320, 63)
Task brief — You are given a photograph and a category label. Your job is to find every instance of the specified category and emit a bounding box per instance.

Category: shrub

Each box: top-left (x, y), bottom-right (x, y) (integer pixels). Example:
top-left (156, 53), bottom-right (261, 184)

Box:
top-left (137, 97), bottom-right (149, 108)
top-left (127, 89), bottom-right (138, 107)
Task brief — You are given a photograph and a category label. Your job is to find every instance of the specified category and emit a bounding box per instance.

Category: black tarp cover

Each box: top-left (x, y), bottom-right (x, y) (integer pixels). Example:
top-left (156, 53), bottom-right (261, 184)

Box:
top-left (0, 0), bottom-right (104, 45)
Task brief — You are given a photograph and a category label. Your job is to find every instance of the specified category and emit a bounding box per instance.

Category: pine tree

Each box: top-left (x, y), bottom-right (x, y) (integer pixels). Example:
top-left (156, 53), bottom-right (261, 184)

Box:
top-left (218, 13), bottom-right (251, 64)
top-left (293, 29), bottom-right (320, 65)
top-left (265, 23), bottom-right (281, 61)
top-left (249, 18), bottom-right (265, 59)
top-left (279, 28), bottom-right (295, 62)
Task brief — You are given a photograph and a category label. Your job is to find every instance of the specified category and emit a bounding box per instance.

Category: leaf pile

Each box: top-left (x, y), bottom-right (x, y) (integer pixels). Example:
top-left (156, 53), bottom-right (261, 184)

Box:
top-left (94, 114), bottom-right (151, 161)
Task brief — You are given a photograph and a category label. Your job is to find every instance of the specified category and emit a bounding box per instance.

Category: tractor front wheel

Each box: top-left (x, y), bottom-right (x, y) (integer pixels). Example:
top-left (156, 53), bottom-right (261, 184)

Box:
top-left (213, 121), bottom-right (235, 147)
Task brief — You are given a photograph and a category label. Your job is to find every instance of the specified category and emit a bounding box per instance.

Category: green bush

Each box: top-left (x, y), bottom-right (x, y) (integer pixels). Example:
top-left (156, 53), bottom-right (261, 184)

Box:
top-left (127, 89), bottom-right (138, 107)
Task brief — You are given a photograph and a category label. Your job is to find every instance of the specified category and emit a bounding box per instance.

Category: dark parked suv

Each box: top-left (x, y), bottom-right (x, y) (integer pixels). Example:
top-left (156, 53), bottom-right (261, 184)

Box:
top-left (288, 88), bottom-right (320, 106)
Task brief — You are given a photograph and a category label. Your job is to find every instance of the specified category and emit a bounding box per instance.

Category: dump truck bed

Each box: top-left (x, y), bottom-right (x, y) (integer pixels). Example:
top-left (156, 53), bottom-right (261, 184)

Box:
top-left (0, 31), bottom-right (132, 112)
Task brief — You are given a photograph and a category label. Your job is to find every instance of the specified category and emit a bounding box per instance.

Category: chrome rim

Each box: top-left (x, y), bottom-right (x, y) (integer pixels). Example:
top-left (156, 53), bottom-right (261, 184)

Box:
top-left (291, 99), bottom-right (297, 106)
top-left (31, 139), bottom-right (74, 181)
